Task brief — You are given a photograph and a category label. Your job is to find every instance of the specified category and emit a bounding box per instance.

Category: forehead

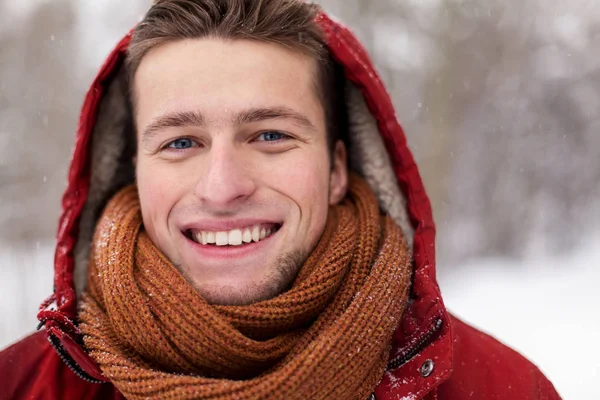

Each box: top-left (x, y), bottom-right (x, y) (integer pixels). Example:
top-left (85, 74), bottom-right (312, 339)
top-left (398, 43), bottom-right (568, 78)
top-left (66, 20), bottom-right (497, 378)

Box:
top-left (133, 38), bottom-right (324, 128)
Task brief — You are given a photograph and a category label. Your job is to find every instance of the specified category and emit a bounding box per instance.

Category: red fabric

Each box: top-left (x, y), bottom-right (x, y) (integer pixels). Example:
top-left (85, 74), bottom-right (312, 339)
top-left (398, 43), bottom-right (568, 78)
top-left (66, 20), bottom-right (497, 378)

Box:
top-left (0, 331), bottom-right (121, 400)
top-left (0, 10), bottom-right (561, 400)
top-left (436, 317), bottom-right (561, 400)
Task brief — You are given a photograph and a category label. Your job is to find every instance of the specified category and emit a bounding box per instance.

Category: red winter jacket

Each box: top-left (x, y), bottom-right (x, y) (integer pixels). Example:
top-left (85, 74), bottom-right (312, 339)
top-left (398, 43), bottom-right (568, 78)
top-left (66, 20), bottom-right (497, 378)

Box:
top-left (0, 10), bottom-right (561, 400)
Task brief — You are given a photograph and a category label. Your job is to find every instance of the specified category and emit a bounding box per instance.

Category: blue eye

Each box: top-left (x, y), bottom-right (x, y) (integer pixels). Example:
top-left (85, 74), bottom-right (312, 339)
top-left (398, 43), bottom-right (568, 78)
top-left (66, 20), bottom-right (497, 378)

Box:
top-left (168, 138), bottom-right (194, 150)
top-left (257, 131), bottom-right (285, 142)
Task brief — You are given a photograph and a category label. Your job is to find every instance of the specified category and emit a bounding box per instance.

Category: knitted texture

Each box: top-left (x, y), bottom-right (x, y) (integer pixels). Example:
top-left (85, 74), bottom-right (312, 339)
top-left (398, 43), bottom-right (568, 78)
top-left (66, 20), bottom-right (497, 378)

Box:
top-left (78, 175), bottom-right (412, 400)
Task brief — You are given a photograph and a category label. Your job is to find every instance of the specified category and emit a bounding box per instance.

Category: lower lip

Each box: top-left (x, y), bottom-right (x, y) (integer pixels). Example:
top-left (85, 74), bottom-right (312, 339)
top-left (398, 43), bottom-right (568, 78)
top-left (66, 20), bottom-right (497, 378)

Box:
top-left (183, 230), bottom-right (277, 260)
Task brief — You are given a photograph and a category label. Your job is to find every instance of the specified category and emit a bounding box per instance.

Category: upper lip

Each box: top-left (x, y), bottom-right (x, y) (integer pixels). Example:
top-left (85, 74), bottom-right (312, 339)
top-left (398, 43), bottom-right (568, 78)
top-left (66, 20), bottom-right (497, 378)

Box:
top-left (180, 219), bottom-right (282, 232)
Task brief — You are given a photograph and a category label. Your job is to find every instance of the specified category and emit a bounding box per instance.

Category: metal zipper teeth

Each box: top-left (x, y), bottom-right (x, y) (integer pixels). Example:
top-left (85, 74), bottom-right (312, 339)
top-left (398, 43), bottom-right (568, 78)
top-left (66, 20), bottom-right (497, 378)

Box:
top-left (387, 318), bottom-right (443, 371)
top-left (47, 334), bottom-right (105, 384)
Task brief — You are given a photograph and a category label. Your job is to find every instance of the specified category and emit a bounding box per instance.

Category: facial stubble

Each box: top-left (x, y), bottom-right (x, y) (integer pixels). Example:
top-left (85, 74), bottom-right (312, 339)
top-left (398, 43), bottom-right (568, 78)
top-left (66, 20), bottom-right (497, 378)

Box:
top-left (176, 249), bottom-right (310, 306)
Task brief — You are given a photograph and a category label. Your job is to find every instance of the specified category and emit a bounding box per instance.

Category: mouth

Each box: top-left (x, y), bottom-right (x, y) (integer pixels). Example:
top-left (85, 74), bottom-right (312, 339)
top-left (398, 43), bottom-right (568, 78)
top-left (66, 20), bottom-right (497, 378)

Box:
top-left (183, 223), bottom-right (282, 247)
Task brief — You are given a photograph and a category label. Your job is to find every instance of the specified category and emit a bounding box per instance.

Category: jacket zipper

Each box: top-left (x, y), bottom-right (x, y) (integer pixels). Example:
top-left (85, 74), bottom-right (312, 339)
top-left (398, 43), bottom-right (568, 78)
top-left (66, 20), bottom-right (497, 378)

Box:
top-left (370, 318), bottom-right (443, 400)
top-left (47, 334), bottom-right (105, 384)
top-left (386, 317), bottom-right (443, 371)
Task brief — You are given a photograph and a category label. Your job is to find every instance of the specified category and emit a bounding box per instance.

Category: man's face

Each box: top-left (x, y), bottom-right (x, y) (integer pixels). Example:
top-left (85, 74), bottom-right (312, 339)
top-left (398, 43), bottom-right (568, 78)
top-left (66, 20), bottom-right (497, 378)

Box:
top-left (134, 38), bottom-right (348, 305)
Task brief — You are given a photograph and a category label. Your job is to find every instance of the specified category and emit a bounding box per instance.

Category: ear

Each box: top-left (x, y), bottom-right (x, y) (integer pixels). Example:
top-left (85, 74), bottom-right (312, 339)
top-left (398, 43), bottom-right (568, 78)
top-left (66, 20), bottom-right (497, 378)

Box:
top-left (329, 140), bottom-right (348, 205)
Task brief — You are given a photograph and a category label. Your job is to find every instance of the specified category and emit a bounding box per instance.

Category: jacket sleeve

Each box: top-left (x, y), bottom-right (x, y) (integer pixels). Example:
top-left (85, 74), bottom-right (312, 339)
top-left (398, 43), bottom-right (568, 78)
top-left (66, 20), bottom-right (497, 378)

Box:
top-left (0, 331), bottom-right (120, 400)
top-left (437, 314), bottom-right (562, 400)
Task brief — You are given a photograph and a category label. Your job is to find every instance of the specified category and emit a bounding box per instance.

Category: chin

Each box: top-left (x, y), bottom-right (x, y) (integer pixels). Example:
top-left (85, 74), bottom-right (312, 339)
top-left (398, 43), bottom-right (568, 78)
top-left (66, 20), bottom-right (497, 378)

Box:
top-left (192, 280), bottom-right (281, 306)
top-left (188, 254), bottom-right (306, 306)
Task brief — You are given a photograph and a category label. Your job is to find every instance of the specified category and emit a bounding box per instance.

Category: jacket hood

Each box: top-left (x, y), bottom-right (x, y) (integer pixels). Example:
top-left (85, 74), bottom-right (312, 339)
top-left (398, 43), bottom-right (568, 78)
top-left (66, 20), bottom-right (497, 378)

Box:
top-left (38, 8), bottom-right (453, 397)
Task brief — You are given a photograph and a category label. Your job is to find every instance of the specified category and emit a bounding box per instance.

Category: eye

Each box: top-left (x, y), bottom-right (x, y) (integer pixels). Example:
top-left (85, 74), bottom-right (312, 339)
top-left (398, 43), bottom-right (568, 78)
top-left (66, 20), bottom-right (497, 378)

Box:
top-left (255, 131), bottom-right (288, 142)
top-left (166, 138), bottom-right (196, 150)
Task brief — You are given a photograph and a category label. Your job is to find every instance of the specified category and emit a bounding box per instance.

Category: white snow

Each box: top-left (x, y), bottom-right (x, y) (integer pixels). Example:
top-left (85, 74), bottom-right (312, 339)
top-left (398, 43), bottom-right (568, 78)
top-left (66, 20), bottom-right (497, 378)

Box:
top-left (0, 241), bottom-right (54, 350)
top-left (438, 232), bottom-right (600, 399)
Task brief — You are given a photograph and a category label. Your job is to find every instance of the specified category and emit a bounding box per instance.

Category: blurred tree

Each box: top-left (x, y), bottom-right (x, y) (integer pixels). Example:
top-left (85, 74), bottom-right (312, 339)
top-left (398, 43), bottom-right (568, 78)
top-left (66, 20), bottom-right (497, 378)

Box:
top-left (432, 1), bottom-right (600, 262)
top-left (0, 0), bottom-right (77, 243)
top-left (321, 0), bottom-right (600, 264)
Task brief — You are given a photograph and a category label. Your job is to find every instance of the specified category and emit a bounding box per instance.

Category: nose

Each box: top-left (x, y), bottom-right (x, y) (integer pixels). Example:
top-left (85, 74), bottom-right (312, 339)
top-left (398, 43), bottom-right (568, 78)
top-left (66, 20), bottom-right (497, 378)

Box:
top-left (194, 143), bottom-right (256, 209)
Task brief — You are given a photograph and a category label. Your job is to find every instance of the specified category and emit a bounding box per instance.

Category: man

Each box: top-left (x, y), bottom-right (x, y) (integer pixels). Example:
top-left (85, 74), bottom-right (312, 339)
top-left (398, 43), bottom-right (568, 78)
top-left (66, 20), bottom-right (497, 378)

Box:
top-left (0, 1), bottom-right (561, 399)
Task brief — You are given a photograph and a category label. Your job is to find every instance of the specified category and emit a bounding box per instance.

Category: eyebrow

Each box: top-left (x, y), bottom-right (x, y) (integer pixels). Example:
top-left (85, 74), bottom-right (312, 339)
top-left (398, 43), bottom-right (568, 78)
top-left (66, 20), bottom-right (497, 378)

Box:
top-left (235, 107), bottom-right (317, 132)
top-left (141, 110), bottom-right (205, 145)
top-left (141, 106), bottom-right (317, 145)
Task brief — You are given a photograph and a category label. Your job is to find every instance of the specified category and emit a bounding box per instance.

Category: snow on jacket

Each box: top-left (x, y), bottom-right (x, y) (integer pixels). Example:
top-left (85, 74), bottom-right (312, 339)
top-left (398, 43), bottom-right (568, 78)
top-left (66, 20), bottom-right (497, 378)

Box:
top-left (0, 10), bottom-right (561, 400)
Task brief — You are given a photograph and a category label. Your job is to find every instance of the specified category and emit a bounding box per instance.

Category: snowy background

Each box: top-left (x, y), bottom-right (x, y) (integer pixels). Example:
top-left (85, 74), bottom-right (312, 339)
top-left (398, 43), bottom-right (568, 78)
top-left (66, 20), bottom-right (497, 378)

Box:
top-left (1, 0), bottom-right (599, 398)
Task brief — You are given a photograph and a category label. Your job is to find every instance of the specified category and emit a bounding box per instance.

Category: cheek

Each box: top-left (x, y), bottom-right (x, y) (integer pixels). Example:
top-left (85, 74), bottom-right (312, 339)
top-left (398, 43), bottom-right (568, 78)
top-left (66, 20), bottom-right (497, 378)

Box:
top-left (266, 152), bottom-right (331, 231)
top-left (136, 161), bottom-right (185, 232)
top-left (273, 151), bottom-right (329, 192)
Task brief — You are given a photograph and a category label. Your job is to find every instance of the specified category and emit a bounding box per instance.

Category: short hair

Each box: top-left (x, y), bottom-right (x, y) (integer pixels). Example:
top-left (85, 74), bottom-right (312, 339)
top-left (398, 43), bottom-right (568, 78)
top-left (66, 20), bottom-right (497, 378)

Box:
top-left (126, 0), bottom-right (347, 156)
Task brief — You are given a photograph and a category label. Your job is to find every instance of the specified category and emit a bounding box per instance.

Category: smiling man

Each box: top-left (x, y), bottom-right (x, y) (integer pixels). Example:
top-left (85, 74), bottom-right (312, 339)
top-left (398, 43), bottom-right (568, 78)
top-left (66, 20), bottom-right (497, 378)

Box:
top-left (133, 37), bottom-right (347, 306)
top-left (0, 1), bottom-right (561, 399)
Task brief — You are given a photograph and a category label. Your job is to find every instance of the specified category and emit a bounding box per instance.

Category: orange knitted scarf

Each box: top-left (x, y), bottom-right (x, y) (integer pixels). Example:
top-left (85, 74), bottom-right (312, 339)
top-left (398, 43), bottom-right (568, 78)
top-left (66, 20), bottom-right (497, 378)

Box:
top-left (78, 176), bottom-right (412, 400)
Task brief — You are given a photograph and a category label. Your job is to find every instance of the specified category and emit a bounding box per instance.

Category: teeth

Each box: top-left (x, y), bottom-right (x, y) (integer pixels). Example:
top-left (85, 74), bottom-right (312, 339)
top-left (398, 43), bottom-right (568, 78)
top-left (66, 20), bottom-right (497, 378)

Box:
top-left (215, 232), bottom-right (228, 246)
top-left (242, 228), bottom-right (252, 243)
top-left (229, 229), bottom-right (243, 246)
top-left (193, 224), bottom-right (277, 246)
top-left (206, 232), bottom-right (216, 244)
top-left (251, 226), bottom-right (260, 242)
